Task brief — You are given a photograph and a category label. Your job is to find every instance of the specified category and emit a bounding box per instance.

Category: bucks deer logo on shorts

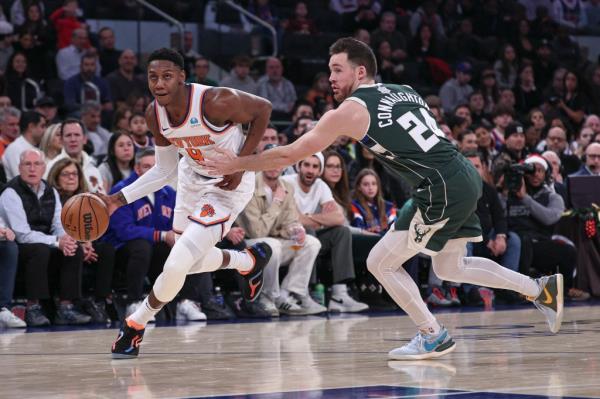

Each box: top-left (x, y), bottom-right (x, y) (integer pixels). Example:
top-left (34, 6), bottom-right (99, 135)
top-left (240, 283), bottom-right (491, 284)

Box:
top-left (200, 204), bottom-right (215, 217)
top-left (413, 224), bottom-right (431, 243)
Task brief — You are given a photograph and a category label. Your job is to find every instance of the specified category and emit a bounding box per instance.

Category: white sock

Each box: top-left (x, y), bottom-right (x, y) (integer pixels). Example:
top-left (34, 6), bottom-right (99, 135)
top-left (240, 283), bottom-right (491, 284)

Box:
top-left (223, 249), bottom-right (254, 272)
top-left (419, 321), bottom-right (442, 336)
top-left (127, 297), bottom-right (160, 328)
top-left (332, 284), bottom-right (347, 296)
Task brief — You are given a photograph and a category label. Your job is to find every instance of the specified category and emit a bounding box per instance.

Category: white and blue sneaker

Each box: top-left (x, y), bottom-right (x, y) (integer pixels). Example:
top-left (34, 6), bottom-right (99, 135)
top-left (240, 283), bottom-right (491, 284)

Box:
top-left (388, 327), bottom-right (456, 360)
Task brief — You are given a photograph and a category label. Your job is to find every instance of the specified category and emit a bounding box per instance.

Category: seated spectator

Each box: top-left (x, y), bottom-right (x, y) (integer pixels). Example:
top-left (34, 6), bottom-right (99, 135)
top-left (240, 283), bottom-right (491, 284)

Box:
top-left (479, 68), bottom-right (499, 115)
top-left (286, 116), bottom-right (313, 144)
top-left (468, 91), bottom-right (488, 125)
top-left (34, 97), bottom-right (59, 124)
top-left (493, 44), bottom-right (518, 90)
top-left (13, 31), bottom-right (45, 81)
top-left (256, 57), bottom-right (297, 119)
top-left (376, 40), bottom-right (404, 84)
top-left (55, 28), bottom-right (95, 80)
top-left (498, 88), bottom-right (516, 110)
top-left (514, 64), bottom-right (542, 115)
top-left (490, 105), bottom-right (514, 151)
top-left (539, 126), bottom-right (581, 177)
top-left (464, 151), bottom-right (522, 304)
top-left (44, 119), bottom-right (105, 194)
top-left (111, 107), bottom-right (132, 134)
top-left (0, 215), bottom-right (23, 328)
top-left (439, 61), bottom-right (473, 114)
top-left (408, 23), bottom-right (442, 61)
top-left (558, 69), bottom-right (586, 132)
top-left (501, 155), bottom-right (587, 300)
top-left (97, 132), bottom-right (134, 191)
top-left (282, 153), bottom-right (369, 313)
top-left (370, 11), bottom-right (407, 62)
top-left (474, 122), bottom-right (497, 171)
top-left (281, 100), bottom-right (314, 138)
top-left (63, 52), bottom-right (112, 113)
top-left (0, 149), bottom-right (90, 326)
top-left (457, 130), bottom-right (478, 153)
top-left (221, 55), bottom-right (257, 95)
top-left (4, 51), bottom-right (39, 110)
top-left (492, 123), bottom-right (528, 186)
top-left (129, 112), bottom-right (153, 150)
top-left (454, 104), bottom-right (472, 127)
top-left (102, 148), bottom-right (207, 322)
top-left (283, 1), bottom-right (317, 34)
top-left (305, 72), bottom-right (333, 109)
top-left (541, 150), bottom-right (569, 204)
top-left (0, 106), bottom-right (21, 160)
top-left (571, 127), bottom-right (594, 158)
top-left (256, 125), bottom-right (278, 153)
top-left (81, 101), bottom-right (111, 159)
top-left (97, 27), bottom-right (121, 77)
top-left (526, 108), bottom-right (546, 151)
top-left (350, 168), bottom-right (396, 236)
top-left (46, 158), bottom-right (115, 323)
top-left (49, 0), bottom-right (83, 50)
top-left (236, 153), bottom-right (325, 316)
top-left (570, 142), bottom-right (600, 176)
top-left (39, 123), bottom-right (62, 162)
top-left (2, 111), bottom-right (46, 180)
top-left (186, 56), bottom-right (218, 86)
top-left (106, 49), bottom-right (148, 110)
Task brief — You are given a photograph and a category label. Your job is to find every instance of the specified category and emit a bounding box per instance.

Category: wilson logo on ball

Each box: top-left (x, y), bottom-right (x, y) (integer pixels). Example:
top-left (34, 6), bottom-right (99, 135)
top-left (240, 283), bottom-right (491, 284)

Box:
top-left (83, 212), bottom-right (93, 241)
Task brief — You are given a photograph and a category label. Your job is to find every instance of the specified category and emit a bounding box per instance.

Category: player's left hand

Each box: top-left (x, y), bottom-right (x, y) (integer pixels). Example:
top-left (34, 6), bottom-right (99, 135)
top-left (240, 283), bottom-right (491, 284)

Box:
top-left (200, 147), bottom-right (240, 176)
top-left (216, 171), bottom-right (244, 191)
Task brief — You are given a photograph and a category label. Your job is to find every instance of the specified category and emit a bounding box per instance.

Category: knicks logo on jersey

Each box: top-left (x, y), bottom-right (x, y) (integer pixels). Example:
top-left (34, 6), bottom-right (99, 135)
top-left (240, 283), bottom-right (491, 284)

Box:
top-left (200, 204), bottom-right (215, 217)
top-left (168, 135), bottom-right (216, 164)
top-left (161, 205), bottom-right (173, 219)
top-left (137, 204), bottom-right (152, 220)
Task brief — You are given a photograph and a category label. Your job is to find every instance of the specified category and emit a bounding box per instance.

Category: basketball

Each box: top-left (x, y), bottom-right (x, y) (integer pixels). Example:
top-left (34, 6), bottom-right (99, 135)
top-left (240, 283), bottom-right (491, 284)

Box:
top-left (61, 193), bottom-right (110, 242)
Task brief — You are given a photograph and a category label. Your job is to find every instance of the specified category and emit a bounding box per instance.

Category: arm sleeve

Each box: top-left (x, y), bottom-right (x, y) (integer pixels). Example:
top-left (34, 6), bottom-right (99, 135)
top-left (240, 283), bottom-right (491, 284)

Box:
top-left (121, 145), bottom-right (179, 203)
top-left (522, 191), bottom-right (565, 226)
top-left (0, 189), bottom-right (57, 246)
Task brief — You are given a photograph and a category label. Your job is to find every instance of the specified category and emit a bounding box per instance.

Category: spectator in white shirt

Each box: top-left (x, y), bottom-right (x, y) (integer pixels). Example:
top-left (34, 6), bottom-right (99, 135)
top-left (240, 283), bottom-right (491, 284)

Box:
top-left (2, 111), bottom-right (46, 180)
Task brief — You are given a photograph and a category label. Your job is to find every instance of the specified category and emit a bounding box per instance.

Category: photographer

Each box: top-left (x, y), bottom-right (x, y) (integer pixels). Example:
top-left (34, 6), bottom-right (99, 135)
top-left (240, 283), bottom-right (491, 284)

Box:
top-left (491, 123), bottom-right (529, 186)
top-left (502, 155), bottom-right (586, 300)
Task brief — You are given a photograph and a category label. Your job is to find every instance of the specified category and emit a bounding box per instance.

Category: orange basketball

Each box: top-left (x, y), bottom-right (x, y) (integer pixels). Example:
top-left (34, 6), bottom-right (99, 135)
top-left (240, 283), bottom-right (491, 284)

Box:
top-left (61, 193), bottom-right (109, 241)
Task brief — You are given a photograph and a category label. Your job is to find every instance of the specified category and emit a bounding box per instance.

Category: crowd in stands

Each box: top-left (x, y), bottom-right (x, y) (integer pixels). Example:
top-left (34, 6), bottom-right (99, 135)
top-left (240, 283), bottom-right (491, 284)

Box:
top-left (1, 0), bottom-right (600, 329)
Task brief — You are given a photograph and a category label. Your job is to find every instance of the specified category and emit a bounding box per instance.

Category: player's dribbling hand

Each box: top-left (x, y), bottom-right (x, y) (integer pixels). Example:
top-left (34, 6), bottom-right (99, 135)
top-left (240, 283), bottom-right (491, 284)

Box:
top-left (95, 192), bottom-right (126, 216)
top-left (216, 171), bottom-right (244, 191)
top-left (200, 147), bottom-right (239, 176)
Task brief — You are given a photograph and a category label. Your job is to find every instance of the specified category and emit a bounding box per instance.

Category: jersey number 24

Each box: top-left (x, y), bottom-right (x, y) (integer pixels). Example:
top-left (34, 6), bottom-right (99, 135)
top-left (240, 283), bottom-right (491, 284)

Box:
top-left (396, 108), bottom-right (445, 152)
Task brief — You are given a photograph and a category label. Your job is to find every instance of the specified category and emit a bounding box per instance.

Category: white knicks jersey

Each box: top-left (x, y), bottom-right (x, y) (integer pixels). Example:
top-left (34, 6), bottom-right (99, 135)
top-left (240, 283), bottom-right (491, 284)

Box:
top-left (154, 83), bottom-right (245, 177)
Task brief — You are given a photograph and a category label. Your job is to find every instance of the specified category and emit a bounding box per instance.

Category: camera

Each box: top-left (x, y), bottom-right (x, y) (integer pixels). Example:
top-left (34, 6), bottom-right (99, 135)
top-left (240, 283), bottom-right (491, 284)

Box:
top-left (548, 96), bottom-right (560, 106)
top-left (503, 163), bottom-right (536, 195)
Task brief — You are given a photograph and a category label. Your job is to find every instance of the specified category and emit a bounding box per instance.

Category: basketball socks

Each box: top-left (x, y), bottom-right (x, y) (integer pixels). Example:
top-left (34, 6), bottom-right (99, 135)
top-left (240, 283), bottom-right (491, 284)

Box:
top-left (420, 322), bottom-right (442, 336)
top-left (127, 297), bottom-right (161, 328)
top-left (222, 249), bottom-right (254, 272)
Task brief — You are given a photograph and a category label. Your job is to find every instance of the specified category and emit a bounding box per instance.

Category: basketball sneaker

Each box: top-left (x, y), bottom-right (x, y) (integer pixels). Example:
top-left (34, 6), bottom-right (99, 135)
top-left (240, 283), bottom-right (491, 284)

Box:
top-left (388, 326), bottom-right (456, 360)
top-left (111, 320), bottom-right (145, 359)
top-left (239, 242), bottom-right (272, 302)
top-left (528, 273), bottom-right (563, 333)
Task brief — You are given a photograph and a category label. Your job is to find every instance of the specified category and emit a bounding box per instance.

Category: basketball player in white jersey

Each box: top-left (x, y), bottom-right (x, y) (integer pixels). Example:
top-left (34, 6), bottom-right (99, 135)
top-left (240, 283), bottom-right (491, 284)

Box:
top-left (103, 48), bottom-right (273, 359)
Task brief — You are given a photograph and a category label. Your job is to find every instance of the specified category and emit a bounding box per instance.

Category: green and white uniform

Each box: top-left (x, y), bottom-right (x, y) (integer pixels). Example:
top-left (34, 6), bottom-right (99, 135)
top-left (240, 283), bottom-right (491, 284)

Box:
top-left (347, 83), bottom-right (482, 254)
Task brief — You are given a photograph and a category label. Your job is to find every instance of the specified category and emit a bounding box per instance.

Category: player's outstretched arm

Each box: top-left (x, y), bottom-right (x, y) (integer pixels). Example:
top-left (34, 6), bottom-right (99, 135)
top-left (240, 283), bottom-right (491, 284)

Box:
top-left (201, 100), bottom-right (369, 175)
top-left (103, 103), bottom-right (179, 213)
top-left (203, 88), bottom-right (272, 190)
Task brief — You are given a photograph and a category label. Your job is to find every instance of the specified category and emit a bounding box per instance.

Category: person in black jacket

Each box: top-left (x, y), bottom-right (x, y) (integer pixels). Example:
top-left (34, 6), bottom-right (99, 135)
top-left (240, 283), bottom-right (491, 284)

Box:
top-left (464, 151), bottom-right (522, 304)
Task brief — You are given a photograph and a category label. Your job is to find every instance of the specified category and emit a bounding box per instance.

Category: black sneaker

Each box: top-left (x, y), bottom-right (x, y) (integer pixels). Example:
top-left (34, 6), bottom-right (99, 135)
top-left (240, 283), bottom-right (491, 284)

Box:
top-left (82, 298), bottom-right (111, 324)
top-left (25, 304), bottom-right (50, 327)
top-left (55, 303), bottom-right (92, 325)
top-left (202, 297), bottom-right (235, 320)
top-left (226, 293), bottom-right (272, 319)
top-left (238, 243), bottom-right (272, 302)
top-left (111, 321), bottom-right (145, 359)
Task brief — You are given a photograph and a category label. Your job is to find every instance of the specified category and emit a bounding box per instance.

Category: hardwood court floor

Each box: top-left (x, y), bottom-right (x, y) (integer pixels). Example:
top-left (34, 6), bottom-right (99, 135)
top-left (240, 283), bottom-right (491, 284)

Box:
top-left (1, 304), bottom-right (599, 399)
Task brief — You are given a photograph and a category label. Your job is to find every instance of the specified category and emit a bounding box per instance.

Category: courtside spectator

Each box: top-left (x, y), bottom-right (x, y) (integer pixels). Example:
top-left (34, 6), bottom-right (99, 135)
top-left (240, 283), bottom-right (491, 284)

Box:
top-left (0, 215), bottom-right (23, 328)
top-left (0, 149), bottom-right (90, 326)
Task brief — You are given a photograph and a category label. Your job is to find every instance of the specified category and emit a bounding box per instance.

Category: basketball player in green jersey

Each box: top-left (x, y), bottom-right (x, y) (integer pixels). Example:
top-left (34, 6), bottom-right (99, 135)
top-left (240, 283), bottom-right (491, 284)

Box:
top-left (201, 38), bottom-right (563, 360)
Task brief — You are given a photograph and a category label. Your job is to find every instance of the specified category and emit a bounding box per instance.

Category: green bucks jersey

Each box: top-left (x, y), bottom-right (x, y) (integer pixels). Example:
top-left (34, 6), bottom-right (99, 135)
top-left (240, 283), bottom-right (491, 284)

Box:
top-left (347, 83), bottom-right (458, 188)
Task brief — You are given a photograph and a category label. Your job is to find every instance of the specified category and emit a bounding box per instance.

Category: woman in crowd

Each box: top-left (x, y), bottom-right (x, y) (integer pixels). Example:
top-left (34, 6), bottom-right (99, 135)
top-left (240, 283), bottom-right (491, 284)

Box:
top-left (47, 159), bottom-right (115, 324)
top-left (98, 132), bottom-right (135, 191)
top-left (39, 123), bottom-right (62, 161)
top-left (350, 169), bottom-right (397, 236)
top-left (559, 69), bottom-right (586, 133)
top-left (5, 51), bottom-right (38, 110)
top-left (514, 64), bottom-right (541, 115)
top-left (494, 43), bottom-right (519, 89)
top-left (479, 67), bottom-right (500, 115)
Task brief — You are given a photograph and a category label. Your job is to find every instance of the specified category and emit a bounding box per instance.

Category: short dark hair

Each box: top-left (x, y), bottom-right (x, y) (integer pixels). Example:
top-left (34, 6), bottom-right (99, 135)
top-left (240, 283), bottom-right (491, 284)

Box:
top-left (19, 111), bottom-right (45, 132)
top-left (329, 37), bottom-right (377, 78)
top-left (462, 150), bottom-right (483, 161)
top-left (135, 147), bottom-right (155, 163)
top-left (147, 48), bottom-right (184, 69)
top-left (60, 118), bottom-right (86, 136)
top-left (457, 130), bottom-right (475, 142)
